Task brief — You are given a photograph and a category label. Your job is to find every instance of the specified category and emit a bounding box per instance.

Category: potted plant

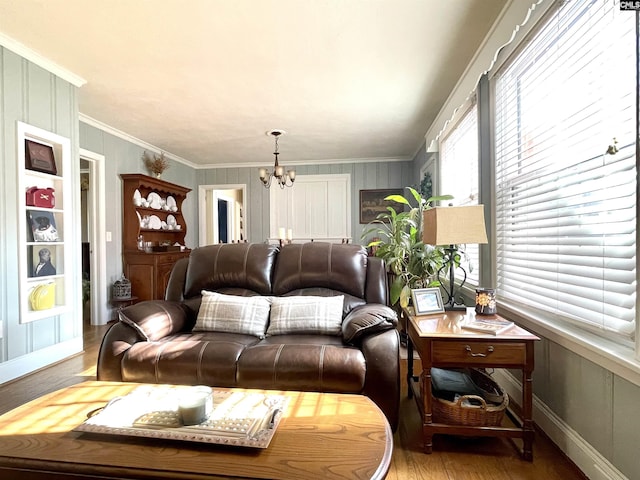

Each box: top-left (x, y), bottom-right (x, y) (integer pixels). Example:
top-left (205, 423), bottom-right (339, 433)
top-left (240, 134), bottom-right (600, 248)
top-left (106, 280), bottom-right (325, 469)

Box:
top-left (82, 275), bottom-right (91, 322)
top-left (362, 187), bottom-right (453, 308)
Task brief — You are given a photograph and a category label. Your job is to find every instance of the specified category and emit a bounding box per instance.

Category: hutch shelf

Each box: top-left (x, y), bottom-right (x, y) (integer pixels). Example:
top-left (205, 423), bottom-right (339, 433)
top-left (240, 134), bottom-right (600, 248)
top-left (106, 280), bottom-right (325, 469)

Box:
top-left (120, 174), bottom-right (191, 301)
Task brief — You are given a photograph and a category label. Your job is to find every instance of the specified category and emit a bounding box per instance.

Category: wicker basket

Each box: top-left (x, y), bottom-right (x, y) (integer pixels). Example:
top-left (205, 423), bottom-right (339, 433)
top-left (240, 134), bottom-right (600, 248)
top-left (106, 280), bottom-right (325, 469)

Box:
top-left (113, 276), bottom-right (132, 300)
top-left (432, 368), bottom-right (508, 427)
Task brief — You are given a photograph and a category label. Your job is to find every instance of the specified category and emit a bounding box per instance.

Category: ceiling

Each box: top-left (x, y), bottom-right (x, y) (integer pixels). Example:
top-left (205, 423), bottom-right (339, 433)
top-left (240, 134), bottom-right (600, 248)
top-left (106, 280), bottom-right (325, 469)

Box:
top-left (0, 0), bottom-right (507, 169)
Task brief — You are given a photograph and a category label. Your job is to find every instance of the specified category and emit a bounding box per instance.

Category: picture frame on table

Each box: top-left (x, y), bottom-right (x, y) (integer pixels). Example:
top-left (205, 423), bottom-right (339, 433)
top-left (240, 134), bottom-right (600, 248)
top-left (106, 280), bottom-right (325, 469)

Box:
top-left (25, 139), bottom-right (57, 175)
top-left (359, 188), bottom-right (404, 224)
top-left (411, 287), bottom-right (445, 315)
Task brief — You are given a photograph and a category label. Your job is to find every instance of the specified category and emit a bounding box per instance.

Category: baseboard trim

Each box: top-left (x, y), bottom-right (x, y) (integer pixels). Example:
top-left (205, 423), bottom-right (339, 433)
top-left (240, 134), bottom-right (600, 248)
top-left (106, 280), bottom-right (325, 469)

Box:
top-left (0, 338), bottom-right (83, 384)
top-left (493, 369), bottom-right (628, 480)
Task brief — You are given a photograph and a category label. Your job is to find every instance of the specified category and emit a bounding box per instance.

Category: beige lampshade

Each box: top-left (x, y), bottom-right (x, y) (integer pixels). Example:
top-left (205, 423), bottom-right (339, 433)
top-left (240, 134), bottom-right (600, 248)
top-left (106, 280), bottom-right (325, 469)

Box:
top-left (422, 205), bottom-right (488, 246)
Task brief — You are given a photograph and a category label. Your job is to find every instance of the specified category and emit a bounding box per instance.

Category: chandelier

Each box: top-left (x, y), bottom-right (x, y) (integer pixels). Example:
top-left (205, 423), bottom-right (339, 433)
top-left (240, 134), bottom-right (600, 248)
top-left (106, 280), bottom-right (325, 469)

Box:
top-left (259, 130), bottom-right (296, 189)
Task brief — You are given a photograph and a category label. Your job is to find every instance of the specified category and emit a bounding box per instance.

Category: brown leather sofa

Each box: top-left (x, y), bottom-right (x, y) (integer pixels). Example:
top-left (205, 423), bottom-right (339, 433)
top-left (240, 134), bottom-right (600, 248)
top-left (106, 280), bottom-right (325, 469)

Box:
top-left (97, 242), bottom-right (400, 430)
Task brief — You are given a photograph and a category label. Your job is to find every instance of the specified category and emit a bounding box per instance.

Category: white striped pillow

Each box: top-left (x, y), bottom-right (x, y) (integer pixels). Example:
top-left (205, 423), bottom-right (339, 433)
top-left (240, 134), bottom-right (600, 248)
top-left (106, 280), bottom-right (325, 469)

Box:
top-left (194, 291), bottom-right (272, 338)
top-left (266, 295), bottom-right (344, 336)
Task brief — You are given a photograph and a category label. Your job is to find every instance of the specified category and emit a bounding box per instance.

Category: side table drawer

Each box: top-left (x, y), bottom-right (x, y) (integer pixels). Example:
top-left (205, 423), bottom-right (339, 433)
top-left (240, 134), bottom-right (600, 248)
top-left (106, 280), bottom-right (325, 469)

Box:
top-left (432, 340), bottom-right (526, 366)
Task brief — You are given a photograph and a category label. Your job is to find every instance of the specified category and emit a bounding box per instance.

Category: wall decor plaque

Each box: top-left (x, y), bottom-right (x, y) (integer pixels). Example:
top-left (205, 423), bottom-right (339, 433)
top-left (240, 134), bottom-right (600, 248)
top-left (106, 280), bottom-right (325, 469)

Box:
top-left (359, 188), bottom-right (404, 224)
top-left (25, 139), bottom-right (57, 175)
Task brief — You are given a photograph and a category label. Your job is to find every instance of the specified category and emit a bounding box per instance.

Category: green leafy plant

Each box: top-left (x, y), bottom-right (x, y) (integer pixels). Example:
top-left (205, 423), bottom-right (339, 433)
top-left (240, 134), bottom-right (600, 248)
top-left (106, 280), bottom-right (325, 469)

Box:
top-left (362, 187), bottom-right (453, 308)
top-left (82, 278), bottom-right (90, 304)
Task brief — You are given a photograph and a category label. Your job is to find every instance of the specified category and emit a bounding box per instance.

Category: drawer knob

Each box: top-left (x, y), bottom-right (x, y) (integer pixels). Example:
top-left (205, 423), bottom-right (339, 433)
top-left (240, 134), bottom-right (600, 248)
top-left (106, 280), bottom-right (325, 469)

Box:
top-left (465, 345), bottom-right (494, 357)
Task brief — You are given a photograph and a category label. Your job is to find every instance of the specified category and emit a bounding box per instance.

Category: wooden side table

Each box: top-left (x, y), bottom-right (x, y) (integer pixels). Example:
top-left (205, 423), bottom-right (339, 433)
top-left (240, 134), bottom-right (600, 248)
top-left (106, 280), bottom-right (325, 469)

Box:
top-left (111, 296), bottom-right (139, 320)
top-left (404, 307), bottom-right (540, 460)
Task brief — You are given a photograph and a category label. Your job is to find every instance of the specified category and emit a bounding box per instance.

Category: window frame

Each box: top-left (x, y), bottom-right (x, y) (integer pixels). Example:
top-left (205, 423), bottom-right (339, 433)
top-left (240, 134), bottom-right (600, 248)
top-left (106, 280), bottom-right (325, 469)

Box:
top-left (438, 99), bottom-right (483, 289)
top-left (485, 0), bottom-right (640, 370)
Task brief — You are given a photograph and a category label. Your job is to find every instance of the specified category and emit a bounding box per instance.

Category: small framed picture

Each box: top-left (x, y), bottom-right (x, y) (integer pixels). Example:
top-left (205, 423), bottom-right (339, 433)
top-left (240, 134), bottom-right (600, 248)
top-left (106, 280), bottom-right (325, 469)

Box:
top-left (411, 287), bottom-right (445, 315)
top-left (29, 246), bottom-right (57, 278)
top-left (359, 189), bottom-right (404, 224)
top-left (27, 210), bottom-right (59, 242)
top-left (25, 139), bottom-right (57, 175)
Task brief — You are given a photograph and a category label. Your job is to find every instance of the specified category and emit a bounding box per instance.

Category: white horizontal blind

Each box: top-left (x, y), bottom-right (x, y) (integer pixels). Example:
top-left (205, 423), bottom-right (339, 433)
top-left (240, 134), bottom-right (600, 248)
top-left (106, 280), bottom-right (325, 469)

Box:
top-left (495, 0), bottom-right (637, 337)
top-left (440, 104), bottom-right (481, 285)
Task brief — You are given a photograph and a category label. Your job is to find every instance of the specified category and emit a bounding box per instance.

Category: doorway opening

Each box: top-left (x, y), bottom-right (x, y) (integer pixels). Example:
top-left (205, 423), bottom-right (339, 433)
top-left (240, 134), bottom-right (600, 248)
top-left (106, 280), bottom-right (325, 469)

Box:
top-left (217, 198), bottom-right (229, 243)
top-left (198, 184), bottom-right (247, 246)
top-left (79, 149), bottom-right (109, 325)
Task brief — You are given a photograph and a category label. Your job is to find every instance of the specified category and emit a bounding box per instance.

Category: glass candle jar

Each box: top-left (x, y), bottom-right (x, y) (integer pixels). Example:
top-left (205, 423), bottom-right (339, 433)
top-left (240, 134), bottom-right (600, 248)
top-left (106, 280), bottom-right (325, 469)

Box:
top-left (475, 288), bottom-right (497, 315)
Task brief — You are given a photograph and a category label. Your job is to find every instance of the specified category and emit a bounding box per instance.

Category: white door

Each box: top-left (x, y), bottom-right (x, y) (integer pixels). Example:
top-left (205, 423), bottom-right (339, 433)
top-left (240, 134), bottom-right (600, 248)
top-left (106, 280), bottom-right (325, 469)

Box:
top-left (270, 174), bottom-right (351, 242)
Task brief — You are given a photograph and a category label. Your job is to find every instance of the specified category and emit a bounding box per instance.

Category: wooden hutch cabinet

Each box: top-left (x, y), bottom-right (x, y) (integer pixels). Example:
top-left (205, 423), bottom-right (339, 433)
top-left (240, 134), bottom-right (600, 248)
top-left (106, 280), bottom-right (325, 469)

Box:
top-left (121, 174), bottom-right (191, 301)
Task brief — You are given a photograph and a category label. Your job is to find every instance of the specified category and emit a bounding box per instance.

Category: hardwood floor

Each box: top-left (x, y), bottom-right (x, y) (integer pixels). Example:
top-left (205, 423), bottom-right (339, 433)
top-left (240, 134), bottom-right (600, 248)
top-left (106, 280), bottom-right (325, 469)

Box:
top-left (389, 358), bottom-right (587, 480)
top-left (0, 322), bottom-right (110, 415)
top-left (0, 324), bottom-right (586, 480)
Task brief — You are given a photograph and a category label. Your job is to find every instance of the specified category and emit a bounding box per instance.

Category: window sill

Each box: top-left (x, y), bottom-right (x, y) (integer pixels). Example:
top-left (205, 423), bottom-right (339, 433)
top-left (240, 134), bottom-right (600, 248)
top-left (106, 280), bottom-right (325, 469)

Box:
top-left (499, 302), bottom-right (640, 388)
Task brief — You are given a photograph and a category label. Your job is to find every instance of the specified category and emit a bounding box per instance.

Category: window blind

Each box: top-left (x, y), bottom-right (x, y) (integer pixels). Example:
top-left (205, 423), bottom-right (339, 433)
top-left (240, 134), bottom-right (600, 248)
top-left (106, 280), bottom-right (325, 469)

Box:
top-left (440, 103), bottom-right (481, 286)
top-left (494, 0), bottom-right (637, 337)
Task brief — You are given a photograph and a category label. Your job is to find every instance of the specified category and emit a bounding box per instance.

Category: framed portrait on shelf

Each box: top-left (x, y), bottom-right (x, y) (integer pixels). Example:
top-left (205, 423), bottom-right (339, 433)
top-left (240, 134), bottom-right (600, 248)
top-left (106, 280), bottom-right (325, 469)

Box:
top-left (27, 210), bottom-right (59, 242)
top-left (411, 287), bottom-right (445, 315)
top-left (359, 189), bottom-right (404, 224)
top-left (25, 139), bottom-right (57, 175)
top-left (28, 246), bottom-right (57, 278)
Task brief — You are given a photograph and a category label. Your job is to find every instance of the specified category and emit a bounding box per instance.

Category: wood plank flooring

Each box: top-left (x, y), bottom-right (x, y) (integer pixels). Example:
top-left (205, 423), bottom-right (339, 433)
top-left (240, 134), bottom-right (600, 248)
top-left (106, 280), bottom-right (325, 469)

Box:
top-left (0, 324), bottom-right (587, 480)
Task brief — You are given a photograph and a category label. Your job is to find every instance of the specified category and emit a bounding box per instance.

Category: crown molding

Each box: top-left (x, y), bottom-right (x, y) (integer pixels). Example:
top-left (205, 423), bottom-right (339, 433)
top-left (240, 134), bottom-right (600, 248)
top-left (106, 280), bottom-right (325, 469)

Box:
top-left (205, 155), bottom-right (412, 170)
top-left (79, 114), bottom-right (198, 168)
top-left (0, 32), bottom-right (86, 87)
top-left (80, 114), bottom-right (411, 170)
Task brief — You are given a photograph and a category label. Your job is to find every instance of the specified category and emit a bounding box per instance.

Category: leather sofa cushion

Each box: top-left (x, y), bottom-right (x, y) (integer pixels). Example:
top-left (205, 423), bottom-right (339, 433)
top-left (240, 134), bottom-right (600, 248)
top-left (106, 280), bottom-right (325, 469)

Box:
top-left (119, 301), bottom-right (188, 342)
top-left (342, 304), bottom-right (398, 344)
top-left (184, 243), bottom-right (279, 298)
top-left (273, 243), bottom-right (367, 299)
top-left (121, 332), bottom-right (259, 387)
top-left (237, 335), bottom-right (366, 392)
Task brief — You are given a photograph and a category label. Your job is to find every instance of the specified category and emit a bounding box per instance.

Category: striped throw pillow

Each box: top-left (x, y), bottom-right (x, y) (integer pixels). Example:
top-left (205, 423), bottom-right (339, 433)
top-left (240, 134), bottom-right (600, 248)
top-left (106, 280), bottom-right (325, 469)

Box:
top-left (194, 291), bottom-right (272, 338)
top-left (266, 295), bottom-right (344, 336)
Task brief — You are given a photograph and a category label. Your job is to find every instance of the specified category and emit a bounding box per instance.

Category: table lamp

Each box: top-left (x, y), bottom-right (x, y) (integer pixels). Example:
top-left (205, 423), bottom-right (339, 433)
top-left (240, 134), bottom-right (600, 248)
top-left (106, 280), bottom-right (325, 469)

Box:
top-left (422, 205), bottom-right (488, 310)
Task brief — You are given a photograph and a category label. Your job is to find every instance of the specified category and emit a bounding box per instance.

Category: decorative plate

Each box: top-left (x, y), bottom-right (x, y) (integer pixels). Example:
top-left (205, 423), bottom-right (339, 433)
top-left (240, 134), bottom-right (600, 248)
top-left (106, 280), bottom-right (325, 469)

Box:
top-left (148, 215), bottom-right (162, 230)
top-left (166, 196), bottom-right (177, 208)
top-left (167, 215), bottom-right (176, 227)
top-left (147, 192), bottom-right (162, 209)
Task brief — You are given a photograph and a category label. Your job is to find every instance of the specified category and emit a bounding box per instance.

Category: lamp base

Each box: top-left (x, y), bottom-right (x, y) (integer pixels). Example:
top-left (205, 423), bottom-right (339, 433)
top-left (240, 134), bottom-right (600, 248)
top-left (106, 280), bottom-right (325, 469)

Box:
top-left (444, 300), bottom-right (468, 311)
top-left (438, 245), bottom-right (469, 312)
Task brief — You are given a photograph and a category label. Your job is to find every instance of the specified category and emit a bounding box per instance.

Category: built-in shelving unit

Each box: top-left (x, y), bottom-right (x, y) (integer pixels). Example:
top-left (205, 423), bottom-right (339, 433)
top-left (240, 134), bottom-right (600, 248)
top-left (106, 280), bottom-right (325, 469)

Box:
top-left (17, 122), bottom-right (72, 323)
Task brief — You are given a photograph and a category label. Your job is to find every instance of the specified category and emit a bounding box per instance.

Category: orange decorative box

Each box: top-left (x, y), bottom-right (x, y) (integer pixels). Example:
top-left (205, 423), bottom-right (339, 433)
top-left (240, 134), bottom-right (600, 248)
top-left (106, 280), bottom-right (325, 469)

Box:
top-left (26, 187), bottom-right (55, 208)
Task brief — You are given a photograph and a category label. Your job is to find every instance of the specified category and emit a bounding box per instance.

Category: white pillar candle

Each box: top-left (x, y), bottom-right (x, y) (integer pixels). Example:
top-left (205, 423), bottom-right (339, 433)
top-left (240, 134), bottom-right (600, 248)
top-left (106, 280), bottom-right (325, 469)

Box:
top-left (278, 227), bottom-right (286, 240)
top-left (287, 229), bottom-right (293, 241)
top-left (178, 386), bottom-right (213, 425)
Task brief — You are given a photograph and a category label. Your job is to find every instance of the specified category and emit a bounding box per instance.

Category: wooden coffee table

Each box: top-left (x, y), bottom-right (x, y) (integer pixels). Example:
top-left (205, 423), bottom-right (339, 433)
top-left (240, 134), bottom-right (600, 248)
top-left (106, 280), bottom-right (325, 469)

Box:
top-left (0, 381), bottom-right (392, 479)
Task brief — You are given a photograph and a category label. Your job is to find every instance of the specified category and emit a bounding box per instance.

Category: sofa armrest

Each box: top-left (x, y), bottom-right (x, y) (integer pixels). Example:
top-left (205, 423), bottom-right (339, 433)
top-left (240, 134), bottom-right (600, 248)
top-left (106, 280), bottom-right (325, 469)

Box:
top-left (118, 301), bottom-right (190, 341)
top-left (362, 328), bottom-right (400, 431)
top-left (342, 304), bottom-right (397, 344)
top-left (96, 301), bottom-right (190, 382)
top-left (96, 321), bottom-right (145, 381)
